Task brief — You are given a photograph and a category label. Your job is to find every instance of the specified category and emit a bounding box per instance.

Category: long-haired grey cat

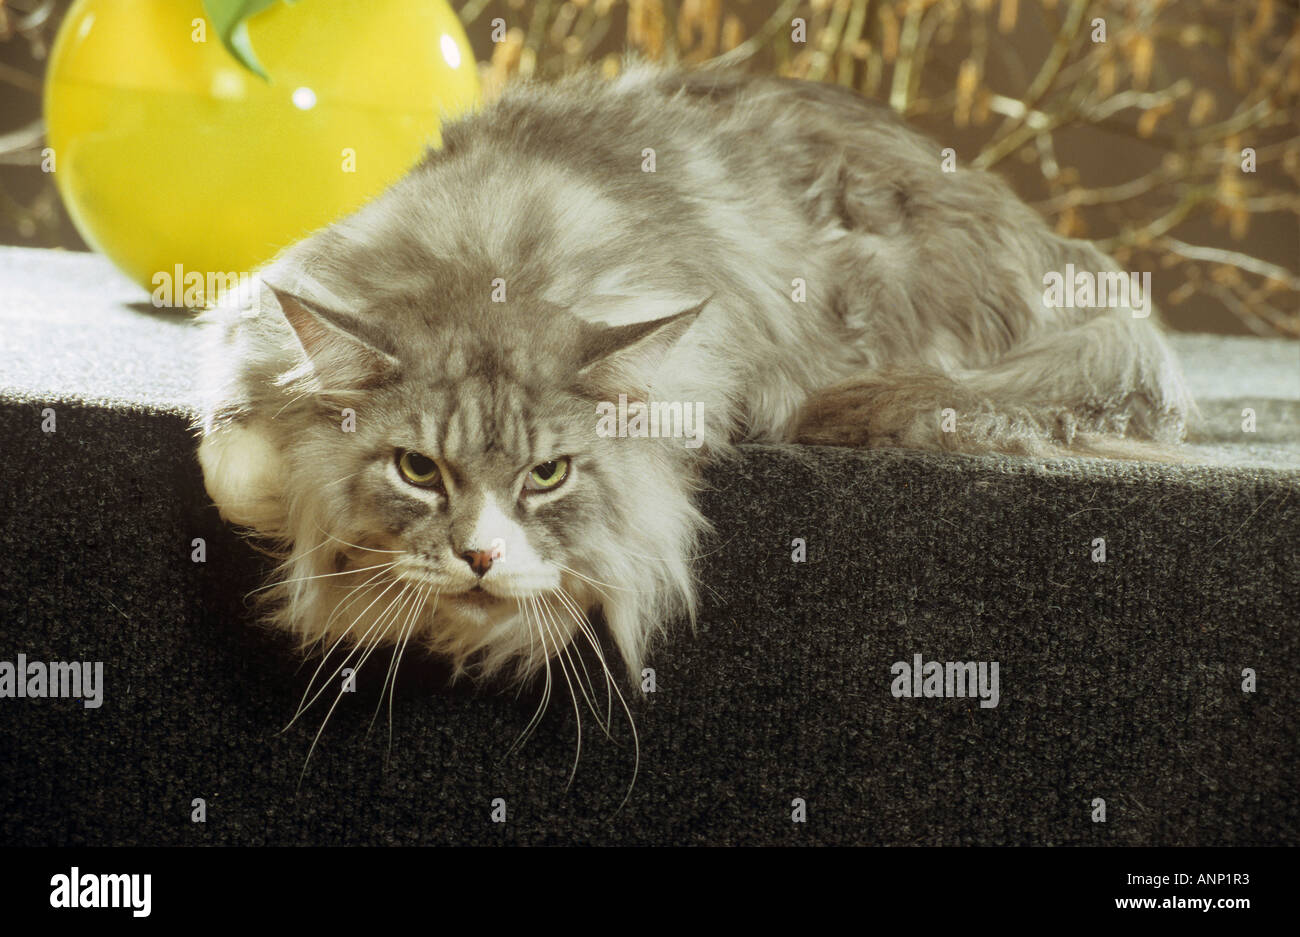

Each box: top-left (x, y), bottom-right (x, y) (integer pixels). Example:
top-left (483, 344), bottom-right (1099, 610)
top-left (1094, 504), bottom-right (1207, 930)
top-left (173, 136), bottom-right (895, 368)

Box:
top-left (197, 66), bottom-right (1193, 726)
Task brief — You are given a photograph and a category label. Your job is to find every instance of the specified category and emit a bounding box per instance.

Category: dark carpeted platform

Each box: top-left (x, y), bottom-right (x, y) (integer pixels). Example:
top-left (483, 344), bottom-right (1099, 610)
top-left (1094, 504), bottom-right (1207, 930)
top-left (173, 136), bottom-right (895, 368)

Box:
top-left (2, 247), bottom-right (1297, 845)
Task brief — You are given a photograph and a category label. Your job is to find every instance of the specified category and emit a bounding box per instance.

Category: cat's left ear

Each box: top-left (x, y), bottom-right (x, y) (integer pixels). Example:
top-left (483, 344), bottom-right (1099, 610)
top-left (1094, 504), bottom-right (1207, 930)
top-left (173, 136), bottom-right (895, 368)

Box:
top-left (267, 284), bottom-right (398, 389)
top-left (577, 297), bottom-right (708, 389)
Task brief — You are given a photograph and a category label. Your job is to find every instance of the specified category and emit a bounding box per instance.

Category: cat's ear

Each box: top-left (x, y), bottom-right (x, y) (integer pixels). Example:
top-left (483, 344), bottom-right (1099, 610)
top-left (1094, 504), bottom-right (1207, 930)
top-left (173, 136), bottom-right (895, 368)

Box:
top-left (578, 297), bottom-right (708, 390)
top-left (267, 284), bottom-right (398, 389)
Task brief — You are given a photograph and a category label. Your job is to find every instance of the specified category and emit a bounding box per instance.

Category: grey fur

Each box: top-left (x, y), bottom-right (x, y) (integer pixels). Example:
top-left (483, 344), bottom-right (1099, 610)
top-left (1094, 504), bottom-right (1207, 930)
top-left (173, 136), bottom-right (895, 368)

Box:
top-left (196, 64), bottom-right (1193, 685)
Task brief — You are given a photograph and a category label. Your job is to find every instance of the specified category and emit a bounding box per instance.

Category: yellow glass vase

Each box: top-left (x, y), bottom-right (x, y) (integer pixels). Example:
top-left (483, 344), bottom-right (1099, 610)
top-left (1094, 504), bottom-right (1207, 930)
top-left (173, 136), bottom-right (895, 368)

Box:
top-left (44, 0), bottom-right (479, 306)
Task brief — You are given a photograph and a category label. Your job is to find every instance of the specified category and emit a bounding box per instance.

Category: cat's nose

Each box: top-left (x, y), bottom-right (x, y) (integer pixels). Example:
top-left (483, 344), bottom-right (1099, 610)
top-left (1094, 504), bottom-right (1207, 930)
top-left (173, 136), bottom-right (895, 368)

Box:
top-left (460, 549), bottom-right (494, 577)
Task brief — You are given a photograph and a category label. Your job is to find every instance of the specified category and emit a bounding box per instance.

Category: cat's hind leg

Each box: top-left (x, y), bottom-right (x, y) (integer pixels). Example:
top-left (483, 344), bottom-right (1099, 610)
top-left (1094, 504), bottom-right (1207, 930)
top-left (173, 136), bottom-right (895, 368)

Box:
top-left (790, 313), bottom-right (1195, 460)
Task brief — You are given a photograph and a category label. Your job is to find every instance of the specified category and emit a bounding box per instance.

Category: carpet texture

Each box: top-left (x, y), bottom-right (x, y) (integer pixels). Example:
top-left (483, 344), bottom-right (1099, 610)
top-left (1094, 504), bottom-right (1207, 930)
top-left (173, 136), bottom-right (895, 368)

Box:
top-left (1, 247), bottom-right (1297, 845)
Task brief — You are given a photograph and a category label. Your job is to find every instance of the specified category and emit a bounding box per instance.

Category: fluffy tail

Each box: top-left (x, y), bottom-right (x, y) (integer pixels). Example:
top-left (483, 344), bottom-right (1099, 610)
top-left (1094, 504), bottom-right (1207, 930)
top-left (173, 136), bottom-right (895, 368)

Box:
top-left (791, 313), bottom-right (1197, 463)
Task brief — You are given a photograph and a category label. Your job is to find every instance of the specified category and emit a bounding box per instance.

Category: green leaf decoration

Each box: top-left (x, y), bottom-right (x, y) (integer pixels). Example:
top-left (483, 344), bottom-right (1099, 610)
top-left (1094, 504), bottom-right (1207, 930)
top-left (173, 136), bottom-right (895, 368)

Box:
top-left (201, 0), bottom-right (286, 81)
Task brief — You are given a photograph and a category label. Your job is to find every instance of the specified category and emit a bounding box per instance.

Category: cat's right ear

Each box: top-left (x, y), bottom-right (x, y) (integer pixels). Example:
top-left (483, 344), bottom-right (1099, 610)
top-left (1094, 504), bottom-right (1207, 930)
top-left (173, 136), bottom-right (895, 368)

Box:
top-left (577, 297), bottom-right (708, 391)
top-left (266, 284), bottom-right (398, 389)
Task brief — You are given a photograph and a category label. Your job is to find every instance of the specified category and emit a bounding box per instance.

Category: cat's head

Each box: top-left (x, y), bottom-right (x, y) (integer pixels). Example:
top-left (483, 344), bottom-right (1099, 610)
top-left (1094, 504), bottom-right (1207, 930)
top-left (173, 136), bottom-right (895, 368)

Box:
top-left (198, 277), bottom-right (706, 684)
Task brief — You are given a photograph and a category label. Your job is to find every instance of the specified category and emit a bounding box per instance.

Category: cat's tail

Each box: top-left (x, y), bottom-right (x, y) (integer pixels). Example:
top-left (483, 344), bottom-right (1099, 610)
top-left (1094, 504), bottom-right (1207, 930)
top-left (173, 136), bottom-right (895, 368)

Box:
top-left (790, 313), bottom-right (1198, 463)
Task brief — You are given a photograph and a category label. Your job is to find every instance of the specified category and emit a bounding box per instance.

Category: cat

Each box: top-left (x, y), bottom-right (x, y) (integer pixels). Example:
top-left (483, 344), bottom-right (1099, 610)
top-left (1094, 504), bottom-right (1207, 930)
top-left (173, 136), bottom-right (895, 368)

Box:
top-left (195, 64), bottom-right (1193, 707)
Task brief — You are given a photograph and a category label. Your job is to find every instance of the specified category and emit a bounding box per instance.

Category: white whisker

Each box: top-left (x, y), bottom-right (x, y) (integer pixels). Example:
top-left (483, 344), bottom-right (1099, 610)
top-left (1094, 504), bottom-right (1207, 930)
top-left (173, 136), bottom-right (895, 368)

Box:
top-left (368, 579), bottom-right (431, 745)
top-left (505, 598), bottom-right (553, 759)
top-left (385, 584), bottom-right (438, 764)
top-left (312, 525), bottom-right (405, 554)
top-left (550, 587), bottom-right (614, 730)
top-left (282, 567), bottom-right (397, 732)
top-left (249, 560), bottom-right (397, 596)
top-left (286, 576), bottom-right (401, 733)
top-left (539, 593), bottom-right (612, 739)
top-left (298, 582), bottom-right (412, 787)
top-left (556, 585), bottom-right (641, 815)
top-left (551, 561), bottom-right (641, 595)
top-left (321, 471), bottom-right (362, 490)
top-left (532, 594), bottom-right (582, 790)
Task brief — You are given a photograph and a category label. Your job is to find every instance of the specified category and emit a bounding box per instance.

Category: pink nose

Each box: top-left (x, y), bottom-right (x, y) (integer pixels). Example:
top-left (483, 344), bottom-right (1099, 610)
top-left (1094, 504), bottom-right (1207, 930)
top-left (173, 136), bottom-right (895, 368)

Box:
top-left (460, 550), bottom-right (494, 577)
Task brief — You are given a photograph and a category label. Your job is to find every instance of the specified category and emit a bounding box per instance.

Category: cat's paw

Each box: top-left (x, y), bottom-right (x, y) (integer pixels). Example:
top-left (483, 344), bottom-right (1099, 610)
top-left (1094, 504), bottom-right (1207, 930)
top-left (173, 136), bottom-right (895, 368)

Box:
top-left (197, 422), bottom-right (288, 533)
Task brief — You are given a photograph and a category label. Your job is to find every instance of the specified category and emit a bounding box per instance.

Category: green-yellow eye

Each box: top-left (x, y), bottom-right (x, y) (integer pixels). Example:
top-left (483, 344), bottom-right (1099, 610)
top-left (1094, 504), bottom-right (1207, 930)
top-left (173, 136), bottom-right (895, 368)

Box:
top-left (398, 450), bottom-right (442, 487)
top-left (524, 457), bottom-right (570, 492)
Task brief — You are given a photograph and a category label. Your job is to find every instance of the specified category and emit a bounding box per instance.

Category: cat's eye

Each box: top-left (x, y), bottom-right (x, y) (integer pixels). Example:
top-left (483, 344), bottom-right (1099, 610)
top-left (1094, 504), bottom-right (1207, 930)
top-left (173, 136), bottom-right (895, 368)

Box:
top-left (523, 457), bottom-right (570, 492)
top-left (397, 450), bottom-right (442, 487)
